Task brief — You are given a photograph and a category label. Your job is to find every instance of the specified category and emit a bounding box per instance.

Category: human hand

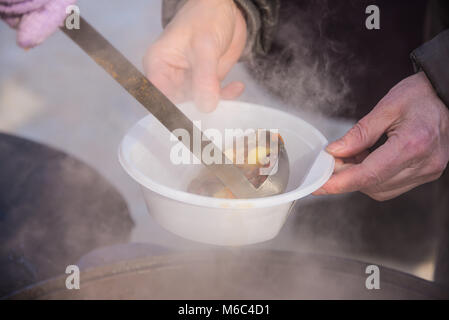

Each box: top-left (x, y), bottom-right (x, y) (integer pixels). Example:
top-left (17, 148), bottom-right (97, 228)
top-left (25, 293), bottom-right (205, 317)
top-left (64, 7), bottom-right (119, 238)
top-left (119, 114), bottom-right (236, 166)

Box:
top-left (143, 0), bottom-right (247, 112)
top-left (314, 72), bottom-right (449, 201)
top-left (1, 0), bottom-right (76, 49)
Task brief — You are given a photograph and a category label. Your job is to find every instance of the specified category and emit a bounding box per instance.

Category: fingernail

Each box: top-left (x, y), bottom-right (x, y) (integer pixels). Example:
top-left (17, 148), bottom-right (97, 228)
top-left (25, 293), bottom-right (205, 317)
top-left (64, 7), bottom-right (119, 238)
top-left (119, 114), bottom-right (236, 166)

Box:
top-left (313, 188), bottom-right (328, 196)
top-left (326, 140), bottom-right (346, 153)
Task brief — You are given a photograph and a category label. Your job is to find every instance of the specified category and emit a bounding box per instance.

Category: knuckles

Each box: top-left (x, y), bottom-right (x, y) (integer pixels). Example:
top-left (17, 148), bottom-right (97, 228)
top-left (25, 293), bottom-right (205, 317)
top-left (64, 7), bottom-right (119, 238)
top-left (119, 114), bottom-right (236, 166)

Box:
top-left (359, 164), bottom-right (383, 188)
top-left (401, 125), bottom-right (437, 158)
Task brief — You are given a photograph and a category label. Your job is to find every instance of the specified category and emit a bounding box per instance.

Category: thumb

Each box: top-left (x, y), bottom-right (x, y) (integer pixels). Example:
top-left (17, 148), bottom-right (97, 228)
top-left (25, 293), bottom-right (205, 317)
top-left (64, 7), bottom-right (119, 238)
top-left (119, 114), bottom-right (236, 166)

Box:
top-left (191, 44), bottom-right (221, 113)
top-left (326, 104), bottom-right (397, 158)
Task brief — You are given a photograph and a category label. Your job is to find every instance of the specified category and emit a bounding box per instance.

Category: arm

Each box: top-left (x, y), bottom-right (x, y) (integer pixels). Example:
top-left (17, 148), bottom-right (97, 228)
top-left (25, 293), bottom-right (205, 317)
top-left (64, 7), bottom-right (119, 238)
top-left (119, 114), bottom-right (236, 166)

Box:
top-left (315, 29), bottom-right (449, 201)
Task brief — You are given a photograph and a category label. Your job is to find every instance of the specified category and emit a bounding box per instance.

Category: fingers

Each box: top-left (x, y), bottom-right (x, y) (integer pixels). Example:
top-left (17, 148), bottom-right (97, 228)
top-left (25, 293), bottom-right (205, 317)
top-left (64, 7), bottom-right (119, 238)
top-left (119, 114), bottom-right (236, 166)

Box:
top-left (326, 101), bottom-right (399, 158)
top-left (361, 181), bottom-right (422, 202)
top-left (143, 41), bottom-right (190, 103)
top-left (144, 31), bottom-right (243, 111)
top-left (145, 61), bottom-right (185, 102)
top-left (314, 162), bottom-right (425, 201)
top-left (333, 150), bottom-right (370, 173)
top-left (221, 81), bottom-right (245, 100)
top-left (361, 163), bottom-right (440, 198)
top-left (191, 43), bottom-right (221, 112)
top-left (316, 135), bottom-right (406, 194)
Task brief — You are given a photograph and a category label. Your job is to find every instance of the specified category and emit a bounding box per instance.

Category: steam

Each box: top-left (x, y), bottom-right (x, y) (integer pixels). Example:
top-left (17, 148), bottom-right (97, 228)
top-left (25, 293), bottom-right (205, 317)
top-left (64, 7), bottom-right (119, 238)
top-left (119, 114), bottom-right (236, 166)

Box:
top-left (237, 0), bottom-right (439, 285)
top-left (245, 1), bottom-right (360, 117)
top-left (2, 0), bottom-right (442, 299)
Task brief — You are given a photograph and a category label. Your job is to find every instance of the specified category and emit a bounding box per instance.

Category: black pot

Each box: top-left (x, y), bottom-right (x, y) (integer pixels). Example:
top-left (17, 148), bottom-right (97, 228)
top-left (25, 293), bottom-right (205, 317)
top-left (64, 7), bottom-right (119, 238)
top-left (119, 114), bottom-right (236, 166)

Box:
top-left (6, 250), bottom-right (449, 299)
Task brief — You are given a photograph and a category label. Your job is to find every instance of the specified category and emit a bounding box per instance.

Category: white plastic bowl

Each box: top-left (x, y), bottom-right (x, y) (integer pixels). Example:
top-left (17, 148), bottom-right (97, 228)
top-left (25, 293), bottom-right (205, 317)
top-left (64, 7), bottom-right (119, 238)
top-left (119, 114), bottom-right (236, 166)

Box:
top-left (119, 101), bottom-right (334, 246)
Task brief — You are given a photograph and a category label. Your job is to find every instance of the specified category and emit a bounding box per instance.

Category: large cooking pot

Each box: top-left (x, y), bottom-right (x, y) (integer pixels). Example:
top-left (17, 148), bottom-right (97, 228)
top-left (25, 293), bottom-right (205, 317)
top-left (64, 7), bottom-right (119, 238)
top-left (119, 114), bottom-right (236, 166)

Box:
top-left (6, 250), bottom-right (449, 299)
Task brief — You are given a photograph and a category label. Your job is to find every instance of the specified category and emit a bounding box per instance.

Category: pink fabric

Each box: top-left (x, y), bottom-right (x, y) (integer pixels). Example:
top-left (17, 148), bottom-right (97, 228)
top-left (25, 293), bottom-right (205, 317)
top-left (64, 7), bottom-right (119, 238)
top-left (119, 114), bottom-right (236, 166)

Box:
top-left (1, 0), bottom-right (77, 48)
top-left (3, 16), bottom-right (20, 28)
top-left (0, 0), bottom-right (32, 3)
top-left (0, 0), bottom-right (52, 15)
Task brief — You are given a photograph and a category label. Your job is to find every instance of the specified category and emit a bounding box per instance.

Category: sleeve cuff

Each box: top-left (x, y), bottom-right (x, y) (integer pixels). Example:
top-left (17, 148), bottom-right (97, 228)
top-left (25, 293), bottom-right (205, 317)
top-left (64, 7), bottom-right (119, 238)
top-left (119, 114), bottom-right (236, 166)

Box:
top-left (234, 0), bottom-right (262, 60)
top-left (235, 0), bottom-right (280, 60)
top-left (161, 0), bottom-right (187, 28)
top-left (411, 29), bottom-right (449, 108)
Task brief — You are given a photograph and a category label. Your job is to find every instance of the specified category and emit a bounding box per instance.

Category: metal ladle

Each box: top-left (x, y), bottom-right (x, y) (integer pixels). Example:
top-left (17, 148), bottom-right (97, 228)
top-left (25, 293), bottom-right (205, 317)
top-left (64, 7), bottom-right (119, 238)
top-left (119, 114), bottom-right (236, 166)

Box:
top-left (61, 17), bottom-right (290, 199)
top-left (251, 136), bottom-right (290, 197)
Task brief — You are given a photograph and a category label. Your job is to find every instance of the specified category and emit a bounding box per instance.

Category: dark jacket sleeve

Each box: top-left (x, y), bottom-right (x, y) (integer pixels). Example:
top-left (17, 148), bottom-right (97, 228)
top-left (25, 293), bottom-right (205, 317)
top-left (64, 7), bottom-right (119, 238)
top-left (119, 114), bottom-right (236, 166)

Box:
top-left (233, 0), bottom-right (280, 59)
top-left (411, 29), bottom-right (449, 108)
top-left (161, 0), bottom-right (280, 60)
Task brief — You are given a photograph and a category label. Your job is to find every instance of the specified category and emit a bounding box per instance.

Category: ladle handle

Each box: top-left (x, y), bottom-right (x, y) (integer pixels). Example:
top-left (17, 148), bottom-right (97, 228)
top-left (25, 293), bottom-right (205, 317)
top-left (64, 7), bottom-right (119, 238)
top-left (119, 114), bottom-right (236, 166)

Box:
top-left (61, 17), bottom-right (258, 198)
